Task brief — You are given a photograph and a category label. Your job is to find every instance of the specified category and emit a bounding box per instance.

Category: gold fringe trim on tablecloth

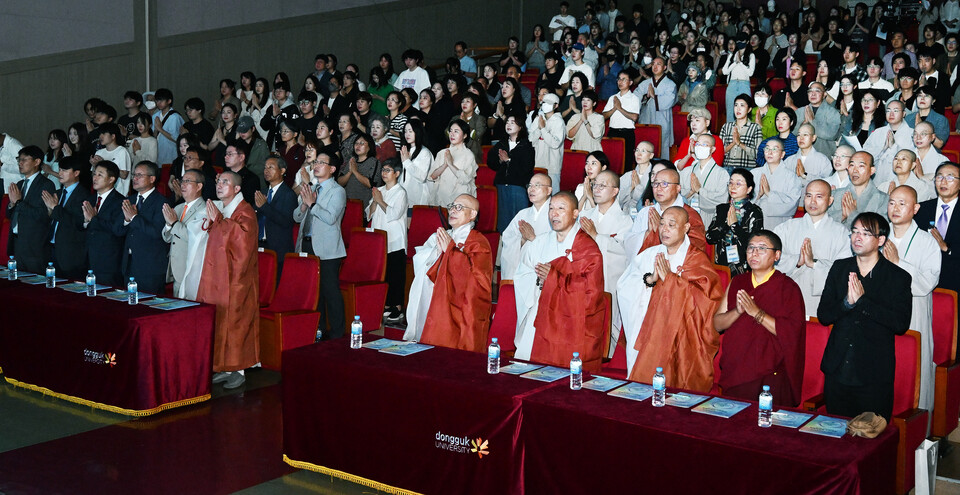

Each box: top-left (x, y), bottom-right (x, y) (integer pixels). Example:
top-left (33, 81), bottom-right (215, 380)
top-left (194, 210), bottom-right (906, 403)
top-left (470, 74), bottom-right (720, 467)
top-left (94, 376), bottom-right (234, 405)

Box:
top-left (2, 376), bottom-right (210, 416)
top-left (283, 454), bottom-right (422, 495)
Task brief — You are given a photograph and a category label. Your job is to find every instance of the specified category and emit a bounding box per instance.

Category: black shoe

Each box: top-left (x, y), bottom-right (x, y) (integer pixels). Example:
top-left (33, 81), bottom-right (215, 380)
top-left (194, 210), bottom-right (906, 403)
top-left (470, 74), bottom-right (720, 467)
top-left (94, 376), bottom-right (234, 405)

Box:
top-left (386, 307), bottom-right (403, 321)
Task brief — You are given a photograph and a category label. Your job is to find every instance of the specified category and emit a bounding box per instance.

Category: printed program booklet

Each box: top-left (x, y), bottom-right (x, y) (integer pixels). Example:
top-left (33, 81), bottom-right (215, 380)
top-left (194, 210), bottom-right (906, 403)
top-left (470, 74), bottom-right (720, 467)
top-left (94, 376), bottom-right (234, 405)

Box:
top-left (799, 415), bottom-right (848, 438)
top-left (149, 300), bottom-right (201, 311)
top-left (100, 290), bottom-right (155, 302)
top-left (59, 282), bottom-right (110, 293)
top-left (378, 342), bottom-right (434, 356)
top-left (691, 397), bottom-right (750, 418)
top-left (607, 382), bottom-right (655, 401)
top-left (362, 338), bottom-right (401, 350)
top-left (771, 410), bottom-right (814, 428)
top-left (499, 361), bottom-right (545, 375)
top-left (582, 376), bottom-right (628, 392)
top-left (664, 392), bottom-right (710, 408)
top-left (519, 366), bottom-right (570, 382)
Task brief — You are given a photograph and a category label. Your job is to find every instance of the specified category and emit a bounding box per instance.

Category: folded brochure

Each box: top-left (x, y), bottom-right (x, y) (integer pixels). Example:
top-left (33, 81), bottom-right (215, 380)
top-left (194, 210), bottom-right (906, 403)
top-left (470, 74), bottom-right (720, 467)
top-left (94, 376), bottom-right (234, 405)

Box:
top-left (799, 415), bottom-right (847, 438)
top-left (691, 397), bottom-right (750, 418)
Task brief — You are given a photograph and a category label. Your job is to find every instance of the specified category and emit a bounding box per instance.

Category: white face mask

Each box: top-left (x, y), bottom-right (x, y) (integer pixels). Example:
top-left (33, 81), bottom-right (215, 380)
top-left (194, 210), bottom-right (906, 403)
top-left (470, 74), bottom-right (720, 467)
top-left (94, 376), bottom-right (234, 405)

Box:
top-left (754, 96), bottom-right (769, 108)
top-left (144, 100), bottom-right (157, 111)
top-left (694, 145), bottom-right (712, 160)
top-left (642, 55), bottom-right (653, 65)
top-left (768, 0), bottom-right (776, 10)
top-left (540, 102), bottom-right (555, 114)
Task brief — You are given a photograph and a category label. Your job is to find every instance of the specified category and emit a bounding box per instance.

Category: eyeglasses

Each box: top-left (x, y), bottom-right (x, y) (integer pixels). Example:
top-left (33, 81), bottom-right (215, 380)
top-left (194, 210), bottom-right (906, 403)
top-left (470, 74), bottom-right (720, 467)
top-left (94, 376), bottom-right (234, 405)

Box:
top-left (728, 180), bottom-right (747, 187)
top-left (651, 181), bottom-right (679, 189)
top-left (183, 155), bottom-right (199, 162)
top-left (225, 151), bottom-right (239, 156)
top-left (832, 154), bottom-right (852, 159)
top-left (866, 64), bottom-right (881, 69)
top-left (592, 182), bottom-right (614, 190)
top-left (215, 179), bottom-right (233, 186)
top-left (181, 179), bottom-right (201, 185)
top-left (298, 100), bottom-right (314, 105)
top-left (850, 229), bottom-right (877, 238)
top-left (745, 245), bottom-right (776, 253)
top-left (132, 173), bottom-right (153, 178)
top-left (527, 183), bottom-right (550, 189)
top-left (446, 203), bottom-right (475, 212)
top-left (935, 175), bottom-right (960, 183)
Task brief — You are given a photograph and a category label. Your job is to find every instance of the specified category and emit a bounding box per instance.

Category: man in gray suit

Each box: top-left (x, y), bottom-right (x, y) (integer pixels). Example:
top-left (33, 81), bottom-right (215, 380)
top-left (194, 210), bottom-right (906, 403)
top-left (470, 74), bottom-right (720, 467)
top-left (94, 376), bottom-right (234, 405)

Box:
top-left (793, 82), bottom-right (840, 158)
top-left (161, 169), bottom-right (207, 299)
top-left (294, 152), bottom-right (347, 340)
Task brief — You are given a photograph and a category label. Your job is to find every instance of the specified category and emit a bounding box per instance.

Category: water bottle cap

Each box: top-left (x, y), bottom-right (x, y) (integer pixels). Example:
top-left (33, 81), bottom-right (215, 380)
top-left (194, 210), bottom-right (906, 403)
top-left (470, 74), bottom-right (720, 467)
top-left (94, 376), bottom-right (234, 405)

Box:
top-left (762, 385), bottom-right (770, 391)
top-left (491, 338), bottom-right (498, 343)
top-left (354, 315), bottom-right (360, 320)
top-left (656, 367), bottom-right (663, 372)
top-left (48, 262), bottom-right (53, 266)
top-left (572, 352), bottom-right (579, 357)
top-left (88, 270), bottom-right (93, 273)
top-left (129, 277), bottom-right (135, 281)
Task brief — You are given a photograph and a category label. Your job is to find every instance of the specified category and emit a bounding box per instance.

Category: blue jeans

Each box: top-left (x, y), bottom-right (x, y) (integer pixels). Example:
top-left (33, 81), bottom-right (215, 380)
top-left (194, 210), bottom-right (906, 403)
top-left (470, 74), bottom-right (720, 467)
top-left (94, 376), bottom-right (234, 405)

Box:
top-left (726, 79), bottom-right (751, 123)
top-left (497, 184), bottom-right (529, 233)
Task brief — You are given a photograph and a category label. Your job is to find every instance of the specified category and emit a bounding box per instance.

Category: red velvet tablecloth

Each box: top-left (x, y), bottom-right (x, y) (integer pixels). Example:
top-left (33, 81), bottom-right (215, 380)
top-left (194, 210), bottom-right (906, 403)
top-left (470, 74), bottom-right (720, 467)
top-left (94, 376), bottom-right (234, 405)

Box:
top-left (520, 374), bottom-right (899, 495)
top-left (0, 279), bottom-right (215, 415)
top-left (281, 340), bottom-right (562, 495)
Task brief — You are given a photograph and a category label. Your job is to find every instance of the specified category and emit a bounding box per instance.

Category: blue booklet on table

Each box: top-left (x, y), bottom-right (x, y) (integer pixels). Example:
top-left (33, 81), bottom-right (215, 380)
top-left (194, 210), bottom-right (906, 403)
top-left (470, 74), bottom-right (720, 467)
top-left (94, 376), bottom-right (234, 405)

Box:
top-left (19, 275), bottom-right (63, 285)
top-left (59, 282), bottom-right (110, 293)
top-left (799, 415), bottom-right (848, 438)
top-left (520, 366), bottom-right (569, 382)
top-left (664, 392), bottom-right (710, 408)
top-left (771, 410), bottom-right (814, 428)
top-left (362, 338), bottom-right (400, 350)
top-left (140, 297), bottom-right (179, 306)
top-left (378, 342), bottom-right (434, 356)
top-left (150, 300), bottom-right (201, 311)
top-left (100, 290), bottom-right (155, 302)
top-left (691, 397), bottom-right (750, 418)
top-left (499, 361), bottom-right (545, 375)
top-left (582, 376), bottom-right (628, 392)
top-left (607, 382), bottom-right (655, 401)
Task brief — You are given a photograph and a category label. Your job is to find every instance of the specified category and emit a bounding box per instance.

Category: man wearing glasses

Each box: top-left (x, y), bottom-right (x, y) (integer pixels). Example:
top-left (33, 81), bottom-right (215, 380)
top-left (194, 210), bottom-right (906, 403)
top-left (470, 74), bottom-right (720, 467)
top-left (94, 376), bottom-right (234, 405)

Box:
top-left (819, 212), bottom-right (912, 420)
top-left (514, 192), bottom-right (605, 372)
top-left (161, 169), bottom-right (207, 299)
top-left (223, 141), bottom-right (262, 205)
top-left (713, 231), bottom-right (806, 406)
top-left (792, 82), bottom-right (840, 158)
top-left (405, 194), bottom-right (493, 353)
top-left (120, 160), bottom-right (172, 295)
top-left (774, 180), bottom-right (852, 318)
top-left (624, 167), bottom-right (707, 256)
top-left (827, 151), bottom-right (889, 229)
top-left (917, 163), bottom-right (960, 356)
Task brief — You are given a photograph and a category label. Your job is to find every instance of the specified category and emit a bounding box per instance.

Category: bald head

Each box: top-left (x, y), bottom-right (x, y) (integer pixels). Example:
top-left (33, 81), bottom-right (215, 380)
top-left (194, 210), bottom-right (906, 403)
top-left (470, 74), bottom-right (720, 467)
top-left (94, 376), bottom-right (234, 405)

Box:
top-left (456, 193), bottom-right (479, 211)
top-left (597, 169), bottom-right (619, 184)
top-left (449, 194), bottom-right (479, 228)
top-left (807, 179), bottom-right (832, 197)
top-left (891, 185), bottom-right (918, 203)
top-left (663, 205), bottom-right (689, 223)
top-left (656, 168), bottom-right (680, 183)
top-left (659, 206), bottom-right (690, 250)
top-left (532, 172), bottom-right (552, 187)
top-left (551, 190), bottom-right (578, 210)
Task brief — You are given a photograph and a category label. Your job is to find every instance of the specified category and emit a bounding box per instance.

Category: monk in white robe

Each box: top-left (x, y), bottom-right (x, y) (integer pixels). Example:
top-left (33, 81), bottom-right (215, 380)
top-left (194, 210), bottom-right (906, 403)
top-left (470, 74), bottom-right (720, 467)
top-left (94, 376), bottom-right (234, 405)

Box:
top-left (827, 151), bottom-right (889, 229)
top-left (773, 180), bottom-right (852, 317)
top-left (579, 170), bottom-right (634, 355)
top-left (876, 149), bottom-right (936, 202)
top-left (679, 134), bottom-right (730, 226)
top-left (752, 138), bottom-right (804, 228)
top-left (914, 121), bottom-right (947, 181)
top-left (865, 100), bottom-right (915, 185)
top-left (785, 123), bottom-right (833, 184)
top-left (619, 141), bottom-right (654, 212)
top-left (635, 57), bottom-right (675, 159)
top-left (500, 173), bottom-right (553, 280)
top-left (885, 185), bottom-right (942, 419)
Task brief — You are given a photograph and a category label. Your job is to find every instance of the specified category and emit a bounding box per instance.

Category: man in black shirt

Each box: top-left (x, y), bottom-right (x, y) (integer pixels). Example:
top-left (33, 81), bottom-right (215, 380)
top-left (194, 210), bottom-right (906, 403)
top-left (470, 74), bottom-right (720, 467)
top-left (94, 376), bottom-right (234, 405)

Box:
top-left (182, 97), bottom-right (215, 146)
top-left (770, 60), bottom-right (809, 111)
top-left (223, 140), bottom-right (261, 205)
top-left (117, 91), bottom-right (148, 138)
top-left (818, 212), bottom-right (912, 420)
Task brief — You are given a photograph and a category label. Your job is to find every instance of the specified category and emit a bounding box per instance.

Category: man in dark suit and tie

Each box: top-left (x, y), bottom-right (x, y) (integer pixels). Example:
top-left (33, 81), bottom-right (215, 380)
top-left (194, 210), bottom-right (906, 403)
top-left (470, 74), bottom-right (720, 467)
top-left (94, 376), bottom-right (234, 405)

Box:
top-left (83, 161), bottom-right (126, 286)
top-left (917, 162), bottom-right (960, 352)
top-left (120, 161), bottom-right (172, 294)
top-left (41, 156), bottom-right (92, 280)
top-left (254, 155), bottom-right (296, 275)
top-left (5, 145), bottom-right (56, 274)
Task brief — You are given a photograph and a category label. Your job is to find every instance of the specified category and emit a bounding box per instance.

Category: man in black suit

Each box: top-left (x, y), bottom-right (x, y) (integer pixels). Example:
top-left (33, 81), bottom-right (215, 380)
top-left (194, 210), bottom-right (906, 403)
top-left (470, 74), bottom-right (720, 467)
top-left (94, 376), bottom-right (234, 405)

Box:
top-left (224, 140), bottom-right (261, 205)
top-left (83, 161), bottom-right (126, 286)
top-left (818, 212), bottom-right (912, 421)
top-left (917, 162), bottom-right (960, 351)
top-left (41, 156), bottom-right (92, 280)
top-left (5, 145), bottom-right (56, 274)
top-left (253, 155), bottom-right (296, 275)
top-left (120, 161), bottom-right (172, 294)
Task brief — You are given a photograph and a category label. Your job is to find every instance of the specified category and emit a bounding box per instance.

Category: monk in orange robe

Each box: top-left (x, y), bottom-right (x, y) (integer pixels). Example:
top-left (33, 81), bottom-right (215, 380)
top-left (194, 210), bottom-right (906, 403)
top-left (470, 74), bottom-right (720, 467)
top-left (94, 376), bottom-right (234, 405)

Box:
top-left (624, 168), bottom-right (707, 257)
top-left (197, 170), bottom-right (259, 389)
top-left (619, 206), bottom-right (722, 391)
top-left (514, 192), bottom-right (606, 372)
top-left (419, 194), bottom-right (493, 353)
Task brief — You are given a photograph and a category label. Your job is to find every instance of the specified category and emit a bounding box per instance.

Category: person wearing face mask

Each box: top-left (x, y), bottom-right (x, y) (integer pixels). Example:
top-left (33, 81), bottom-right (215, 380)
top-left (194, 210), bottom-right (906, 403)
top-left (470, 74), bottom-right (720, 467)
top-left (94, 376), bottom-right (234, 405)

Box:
top-left (596, 48), bottom-right (623, 100)
top-left (680, 134), bottom-right (731, 226)
top-left (675, 108), bottom-right (725, 169)
top-left (527, 91), bottom-right (565, 194)
top-left (750, 84), bottom-right (779, 140)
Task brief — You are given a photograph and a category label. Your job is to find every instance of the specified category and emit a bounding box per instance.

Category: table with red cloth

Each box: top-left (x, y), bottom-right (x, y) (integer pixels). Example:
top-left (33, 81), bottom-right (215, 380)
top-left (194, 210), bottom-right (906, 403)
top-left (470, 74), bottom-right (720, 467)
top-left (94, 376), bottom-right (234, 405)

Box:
top-left (521, 372), bottom-right (898, 495)
top-left (281, 339), bottom-right (560, 495)
top-left (282, 340), bottom-right (898, 495)
top-left (0, 279), bottom-right (215, 416)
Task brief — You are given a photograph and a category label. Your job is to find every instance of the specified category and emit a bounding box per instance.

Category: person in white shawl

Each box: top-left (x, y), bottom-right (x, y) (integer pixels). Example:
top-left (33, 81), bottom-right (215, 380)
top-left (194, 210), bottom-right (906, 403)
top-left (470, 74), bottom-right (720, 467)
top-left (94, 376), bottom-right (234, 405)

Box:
top-left (884, 185), bottom-right (942, 424)
top-left (579, 170), bottom-right (633, 355)
top-left (500, 173), bottom-right (553, 280)
top-left (679, 134), bottom-right (730, 226)
top-left (400, 120), bottom-right (435, 206)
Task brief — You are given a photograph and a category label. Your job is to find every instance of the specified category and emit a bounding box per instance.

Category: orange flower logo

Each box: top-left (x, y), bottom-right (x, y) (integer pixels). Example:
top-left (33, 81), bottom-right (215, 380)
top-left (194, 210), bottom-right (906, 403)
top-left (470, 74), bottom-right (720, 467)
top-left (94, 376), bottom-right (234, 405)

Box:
top-left (105, 353), bottom-right (117, 367)
top-left (470, 438), bottom-right (489, 458)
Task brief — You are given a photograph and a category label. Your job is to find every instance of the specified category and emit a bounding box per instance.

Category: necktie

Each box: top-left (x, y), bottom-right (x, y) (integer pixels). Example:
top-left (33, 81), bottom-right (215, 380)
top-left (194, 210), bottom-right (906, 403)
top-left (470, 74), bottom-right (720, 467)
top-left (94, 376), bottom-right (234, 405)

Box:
top-left (938, 204), bottom-right (950, 238)
top-left (136, 194), bottom-right (144, 210)
top-left (51, 191), bottom-right (67, 242)
top-left (180, 204), bottom-right (189, 222)
top-left (96, 195), bottom-right (102, 211)
top-left (259, 187), bottom-right (274, 240)
top-left (303, 185), bottom-right (319, 237)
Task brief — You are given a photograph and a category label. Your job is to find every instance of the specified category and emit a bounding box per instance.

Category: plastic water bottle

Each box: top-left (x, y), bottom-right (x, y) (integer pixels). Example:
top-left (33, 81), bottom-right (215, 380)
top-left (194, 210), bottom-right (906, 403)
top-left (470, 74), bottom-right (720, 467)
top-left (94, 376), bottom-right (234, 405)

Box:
top-left (652, 367), bottom-right (666, 407)
top-left (350, 315), bottom-right (363, 349)
top-left (487, 338), bottom-right (501, 374)
top-left (758, 385), bottom-right (773, 427)
top-left (85, 270), bottom-right (97, 297)
top-left (7, 256), bottom-right (16, 280)
top-left (127, 277), bottom-right (138, 305)
top-left (45, 263), bottom-right (56, 288)
top-left (570, 352), bottom-right (583, 390)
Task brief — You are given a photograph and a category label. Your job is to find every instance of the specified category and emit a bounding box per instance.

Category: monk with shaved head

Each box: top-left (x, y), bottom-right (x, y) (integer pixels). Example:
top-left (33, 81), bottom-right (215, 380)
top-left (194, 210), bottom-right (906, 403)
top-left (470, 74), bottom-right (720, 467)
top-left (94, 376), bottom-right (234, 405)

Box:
top-left (624, 167), bottom-right (708, 257)
top-left (618, 206), bottom-right (724, 391)
top-left (514, 191), bottom-right (607, 371)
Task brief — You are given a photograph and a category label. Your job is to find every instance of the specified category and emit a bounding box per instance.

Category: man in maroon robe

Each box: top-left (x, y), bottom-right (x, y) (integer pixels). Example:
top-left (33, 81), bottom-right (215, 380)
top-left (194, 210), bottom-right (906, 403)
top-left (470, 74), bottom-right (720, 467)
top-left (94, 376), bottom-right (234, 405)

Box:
top-left (419, 194), bottom-right (493, 353)
top-left (714, 230), bottom-right (806, 406)
top-left (198, 170), bottom-right (260, 389)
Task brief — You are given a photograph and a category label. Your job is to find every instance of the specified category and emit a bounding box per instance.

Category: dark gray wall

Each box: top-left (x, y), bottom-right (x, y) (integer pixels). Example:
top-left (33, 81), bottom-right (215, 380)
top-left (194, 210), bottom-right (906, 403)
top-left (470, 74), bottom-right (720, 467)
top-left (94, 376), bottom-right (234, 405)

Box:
top-left (0, 0), bottom-right (555, 148)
